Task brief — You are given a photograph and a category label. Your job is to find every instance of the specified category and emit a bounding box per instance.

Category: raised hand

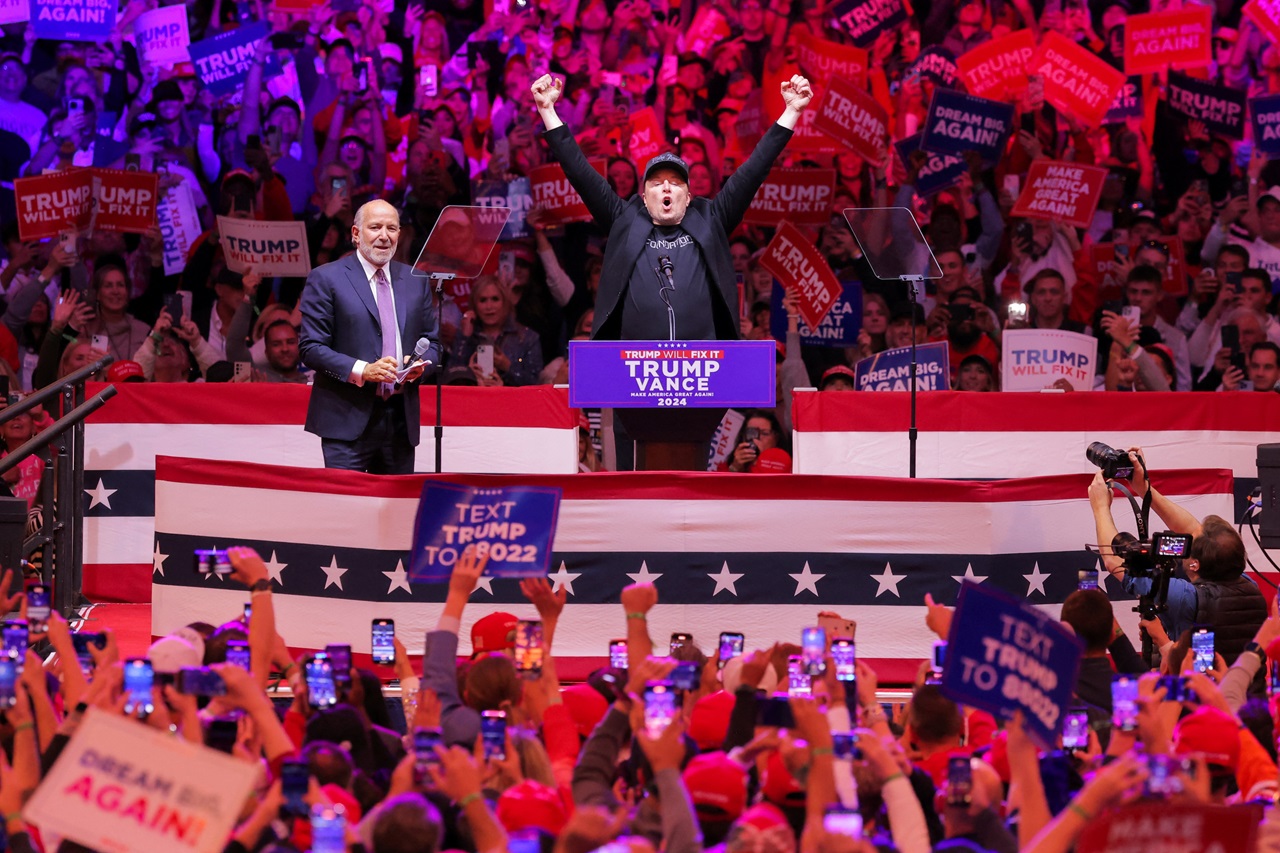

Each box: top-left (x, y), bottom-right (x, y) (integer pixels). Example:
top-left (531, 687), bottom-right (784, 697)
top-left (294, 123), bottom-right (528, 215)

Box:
top-left (780, 75), bottom-right (814, 112)
top-left (530, 74), bottom-right (564, 111)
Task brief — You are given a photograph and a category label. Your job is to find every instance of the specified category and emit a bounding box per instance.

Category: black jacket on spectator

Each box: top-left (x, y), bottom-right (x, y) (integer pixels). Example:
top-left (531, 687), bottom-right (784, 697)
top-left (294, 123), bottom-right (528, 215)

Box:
top-left (1194, 575), bottom-right (1268, 668)
top-left (543, 121), bottom-right (794, 341)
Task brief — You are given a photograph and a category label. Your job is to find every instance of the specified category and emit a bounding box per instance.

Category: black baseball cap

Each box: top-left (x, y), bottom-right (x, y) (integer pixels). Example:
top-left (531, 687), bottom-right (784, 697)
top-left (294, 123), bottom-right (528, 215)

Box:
top-left (643, 152), bottom-right (690, 184)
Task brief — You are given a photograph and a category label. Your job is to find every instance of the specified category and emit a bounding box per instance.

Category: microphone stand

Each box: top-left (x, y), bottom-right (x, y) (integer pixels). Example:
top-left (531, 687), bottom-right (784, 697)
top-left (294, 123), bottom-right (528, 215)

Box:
top-left (656, 257), bottom-right (676, 341)
top-left (427, 272), bottom-right (454, 474)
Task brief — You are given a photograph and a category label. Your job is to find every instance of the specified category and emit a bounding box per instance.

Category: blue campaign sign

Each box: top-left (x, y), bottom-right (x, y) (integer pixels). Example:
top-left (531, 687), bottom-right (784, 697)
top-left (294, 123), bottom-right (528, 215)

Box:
top-left (1167, 72), bottom-right (1246, 140)
top-left (911, 47), bottom-right (959, 88)
top-left (568, 340), bottom-right (776, 408)
top-left (894, 133), bottom-right (967, 197)
top-left (769, 280), bottom-right (863, 347)
top-left (188, 22), bottom-right (270, 98)
top-left (1251, 95), bottom-right (1280, 156)
top-left (922, 90), bottom-right (1015, 165)
top-left (409, 483), bottom-right (561, 582)
top-left (31, 0), bottom-right (117, 41)
top-left (1104, 77), bottom-right (1143, 123)
top-left (941, 581), bottom-right (1083, 747)
top-left (854, 342), bottom-right (950, 390)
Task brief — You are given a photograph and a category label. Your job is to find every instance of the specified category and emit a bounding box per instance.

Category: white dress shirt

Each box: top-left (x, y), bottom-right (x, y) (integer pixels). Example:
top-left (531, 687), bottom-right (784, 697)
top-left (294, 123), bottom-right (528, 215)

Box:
top-left (349, 251), bottom-right (402, 385)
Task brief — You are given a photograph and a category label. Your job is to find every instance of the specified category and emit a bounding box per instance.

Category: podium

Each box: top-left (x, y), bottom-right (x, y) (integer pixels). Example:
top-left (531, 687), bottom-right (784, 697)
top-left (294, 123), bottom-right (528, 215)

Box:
top-left (568, 340), bottom-right (777, 471)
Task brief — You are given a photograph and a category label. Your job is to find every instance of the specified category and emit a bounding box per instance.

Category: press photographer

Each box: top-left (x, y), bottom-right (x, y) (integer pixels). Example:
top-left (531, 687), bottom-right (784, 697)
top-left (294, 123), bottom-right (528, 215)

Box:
top-left (1088, 444), bottom-right (1266, 666)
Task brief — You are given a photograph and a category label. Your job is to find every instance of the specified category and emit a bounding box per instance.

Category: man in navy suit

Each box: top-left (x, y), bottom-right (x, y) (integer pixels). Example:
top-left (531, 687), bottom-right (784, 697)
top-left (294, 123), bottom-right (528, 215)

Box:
top-left (299, 199), bottom-right (440, 473)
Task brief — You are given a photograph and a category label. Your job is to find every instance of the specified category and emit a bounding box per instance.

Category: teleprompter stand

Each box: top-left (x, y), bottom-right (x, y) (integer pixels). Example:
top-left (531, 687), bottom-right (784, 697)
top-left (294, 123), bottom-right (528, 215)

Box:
top-left (412, 205), bottom-right (511, 473)
top-left (843, 207), bottom-right (943, 478)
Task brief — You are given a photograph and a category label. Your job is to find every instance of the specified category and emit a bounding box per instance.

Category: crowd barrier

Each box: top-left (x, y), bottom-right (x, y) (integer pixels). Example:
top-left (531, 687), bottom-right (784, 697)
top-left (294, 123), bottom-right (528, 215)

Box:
top-left (792, 390), bottom-right (1278, 482)
top-left (152, 456), bottom-right (1234, 682)
top-left (82, 385), bottom-right (577, 602)
top-left (81, 386), bottom-right (1278, 608)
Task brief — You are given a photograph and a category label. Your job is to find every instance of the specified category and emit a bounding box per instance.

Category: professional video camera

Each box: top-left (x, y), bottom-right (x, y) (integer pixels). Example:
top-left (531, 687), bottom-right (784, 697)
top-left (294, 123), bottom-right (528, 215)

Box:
top-left (1112, 531), bottom-right (1194, 578)
top-left (1086, 442), bottom-right (1137, 480)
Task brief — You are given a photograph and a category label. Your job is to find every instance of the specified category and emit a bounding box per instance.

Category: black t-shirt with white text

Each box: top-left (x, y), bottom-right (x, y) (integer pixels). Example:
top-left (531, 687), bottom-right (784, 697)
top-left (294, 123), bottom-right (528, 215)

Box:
top-left (619, 225), bottom-right (715, 341)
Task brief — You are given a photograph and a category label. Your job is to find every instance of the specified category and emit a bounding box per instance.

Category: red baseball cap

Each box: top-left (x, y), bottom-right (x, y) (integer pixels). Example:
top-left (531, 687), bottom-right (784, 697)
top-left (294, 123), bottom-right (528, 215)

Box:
top-left (105, 360), bottom-right (146, 383)
top-left (688, 691), bottom-right (735, 751)
top-left (683, 752), bottom-right (747, 820)
top-left (1173, 706), bottom-right (1240, 772)
top-left (761, 749), bottom-right (805, 806)
top-left (496, 780), bottom-right (568, 835)
top-left (471, 611), bottom-right (517, 654)
top-left (751, 448), bottom-right (792, 474)
top-left (560, 683), bottom-right (609, 738)
top-left (726, 803), bottom-right (797, 853)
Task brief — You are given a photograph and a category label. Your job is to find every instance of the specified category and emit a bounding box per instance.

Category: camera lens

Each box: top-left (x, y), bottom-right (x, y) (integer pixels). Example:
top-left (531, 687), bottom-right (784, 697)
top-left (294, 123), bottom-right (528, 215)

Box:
top-left (1086, 442), bottom-right (1134, 480)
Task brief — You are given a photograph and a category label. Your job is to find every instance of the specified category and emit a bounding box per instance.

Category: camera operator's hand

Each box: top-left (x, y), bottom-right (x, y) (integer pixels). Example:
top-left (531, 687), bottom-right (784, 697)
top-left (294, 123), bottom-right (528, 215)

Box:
top-left (1125, 447), bottom-right (1148, 497)
top-left (1088, 471), bottom-right (1113, 511)
top-left (1139, 617), bottom-right (1170, 649)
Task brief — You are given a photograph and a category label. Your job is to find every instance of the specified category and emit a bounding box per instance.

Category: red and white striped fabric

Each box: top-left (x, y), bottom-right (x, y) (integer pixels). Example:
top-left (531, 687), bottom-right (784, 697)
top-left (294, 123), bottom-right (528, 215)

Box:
top-left (791, 390), bottom-right (1279, 480)
top-left (82, 384), bottom-right (577, 603)
top-left (152, 457), bottom-right (1233, 682)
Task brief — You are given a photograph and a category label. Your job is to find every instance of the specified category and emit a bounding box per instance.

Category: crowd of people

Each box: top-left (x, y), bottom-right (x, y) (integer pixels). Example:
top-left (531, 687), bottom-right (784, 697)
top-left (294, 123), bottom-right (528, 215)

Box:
top-left (0, 447), bottom-right (1275, 851)
top-left (1, 1), bottom-right (1279, 848)
top-left (0, 0), bottom-right (1275, 405)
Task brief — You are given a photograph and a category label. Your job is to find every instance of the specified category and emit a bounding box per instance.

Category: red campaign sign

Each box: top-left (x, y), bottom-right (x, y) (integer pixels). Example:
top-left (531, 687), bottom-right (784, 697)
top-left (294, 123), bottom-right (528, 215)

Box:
top-left (957, 30), bottom-right (1035, 101)
top-left (1077, 802), bottom-right (1261, 853)
top-left (793, 29), bottom-right (868, 91)
top-left (1033, 32), bottom-right (1127, 127)
top-left (734, 89), bottom-right (767, 153)
top-left (744, 167), bottom-right (837, 227)
top-left (1089, 236), bottom-right (1189, 297)
top-left (1243, 0), bottom-right (1280, 45)
top-left (92, 169), bottom-right (160, 234)
top-left (759, 221), bottom-right (841, 329)
top-left (1010, 160), bottom-right (1108, 229)
top-left (14, 169), bottom-right (94, 241)
top-left (1123, 7), bottom-right (1212, 75)
top-left (528, 160), bottom-right (607, 224)
top-left (811, 74), bottom-right (889, 161)
top-left (628, 107), bottom-right (665, 171)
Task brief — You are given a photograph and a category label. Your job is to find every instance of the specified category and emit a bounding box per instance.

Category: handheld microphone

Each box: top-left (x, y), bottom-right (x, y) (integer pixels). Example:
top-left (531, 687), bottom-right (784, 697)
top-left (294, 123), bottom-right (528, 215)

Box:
top-left (396, 339), bottom-right (434, 383)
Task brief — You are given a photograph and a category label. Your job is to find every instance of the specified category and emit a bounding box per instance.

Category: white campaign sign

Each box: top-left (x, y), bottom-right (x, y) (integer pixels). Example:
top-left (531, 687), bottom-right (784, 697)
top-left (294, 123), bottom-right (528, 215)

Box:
top-left (0, 0), bottom-right (29, 25)
top-left (134, 5), bottom-right (190, 65)
top-left (1001, 328), bottom-right (1097, 391)
top-left (217, 216), bottom-right (312, 276)
top-left (24, 708), bottom-right (258, 853)
top-left (157, 182), bottom-right (202, 277)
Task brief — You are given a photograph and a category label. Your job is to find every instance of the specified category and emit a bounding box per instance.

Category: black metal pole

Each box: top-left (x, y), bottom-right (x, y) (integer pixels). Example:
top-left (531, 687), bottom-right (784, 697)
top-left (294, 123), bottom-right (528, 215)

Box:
top-left (0, 386), bottom-right (117, 478)
top-left (434, 275), bottom-right (445, 474)
top-left (909, 323), bottom-right (918, 479)
top-left (0, 354), bottom-right (113, 428)
top-left (905, 278), bottom-right (921, 479)
top-left (71, 379), bottom-right (88, 608)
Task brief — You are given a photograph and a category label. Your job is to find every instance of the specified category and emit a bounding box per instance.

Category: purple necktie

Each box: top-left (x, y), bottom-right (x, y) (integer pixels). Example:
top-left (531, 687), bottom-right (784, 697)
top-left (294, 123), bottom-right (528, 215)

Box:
top-left (374, 267), bottom-right (396, 398)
